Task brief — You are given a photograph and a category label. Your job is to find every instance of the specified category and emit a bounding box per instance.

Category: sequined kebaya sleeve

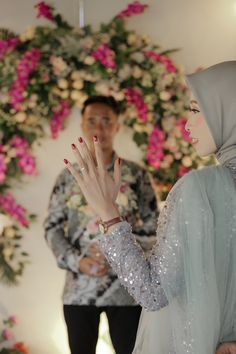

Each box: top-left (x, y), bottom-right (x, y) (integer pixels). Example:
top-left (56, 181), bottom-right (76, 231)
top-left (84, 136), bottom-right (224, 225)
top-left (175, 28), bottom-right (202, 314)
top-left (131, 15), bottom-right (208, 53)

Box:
top-left (99, 181), bottom-right (183, 311)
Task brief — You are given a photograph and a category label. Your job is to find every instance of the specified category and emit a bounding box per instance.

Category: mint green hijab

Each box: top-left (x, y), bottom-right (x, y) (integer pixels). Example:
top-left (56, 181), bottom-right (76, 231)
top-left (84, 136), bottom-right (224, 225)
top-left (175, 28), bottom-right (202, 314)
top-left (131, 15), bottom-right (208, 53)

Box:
top-left (186, 61), bottom-right (236, 164)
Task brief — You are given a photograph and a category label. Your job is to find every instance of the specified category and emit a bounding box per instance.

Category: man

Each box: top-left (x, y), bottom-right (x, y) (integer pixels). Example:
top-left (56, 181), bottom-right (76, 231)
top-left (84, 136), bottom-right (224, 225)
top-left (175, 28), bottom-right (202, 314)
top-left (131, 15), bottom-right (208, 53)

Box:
top-left (44, 95), bottom-right (158, 354)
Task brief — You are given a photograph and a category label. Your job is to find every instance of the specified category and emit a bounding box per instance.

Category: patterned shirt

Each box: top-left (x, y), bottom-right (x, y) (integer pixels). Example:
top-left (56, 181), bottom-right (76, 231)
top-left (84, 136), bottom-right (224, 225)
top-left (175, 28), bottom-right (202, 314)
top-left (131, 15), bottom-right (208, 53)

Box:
top-left (44, 157), bottom-right (158, 306)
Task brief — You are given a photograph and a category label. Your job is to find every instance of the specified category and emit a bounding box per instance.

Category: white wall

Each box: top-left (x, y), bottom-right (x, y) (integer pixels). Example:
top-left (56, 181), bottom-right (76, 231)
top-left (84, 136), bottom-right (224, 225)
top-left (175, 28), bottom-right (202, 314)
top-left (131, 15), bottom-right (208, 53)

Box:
top-left (0, 1), bottom-right (235, 353)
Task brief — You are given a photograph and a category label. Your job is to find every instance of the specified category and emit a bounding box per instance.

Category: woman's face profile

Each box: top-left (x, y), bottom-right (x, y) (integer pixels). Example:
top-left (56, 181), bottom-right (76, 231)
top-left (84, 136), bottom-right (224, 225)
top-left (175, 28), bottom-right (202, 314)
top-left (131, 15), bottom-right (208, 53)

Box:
top-left (185, 93), bottom-right (216, 157)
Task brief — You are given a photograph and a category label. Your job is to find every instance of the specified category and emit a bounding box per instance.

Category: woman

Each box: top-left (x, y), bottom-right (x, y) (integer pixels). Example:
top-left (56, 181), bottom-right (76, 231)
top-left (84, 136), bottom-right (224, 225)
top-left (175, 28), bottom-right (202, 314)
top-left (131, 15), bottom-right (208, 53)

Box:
top-left (64, 61), bottom-right (236, 353)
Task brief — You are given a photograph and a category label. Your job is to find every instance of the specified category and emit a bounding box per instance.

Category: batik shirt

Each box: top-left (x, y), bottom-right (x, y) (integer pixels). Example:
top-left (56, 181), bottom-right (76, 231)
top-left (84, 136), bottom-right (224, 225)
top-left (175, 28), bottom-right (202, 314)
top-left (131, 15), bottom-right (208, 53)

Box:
top-left (44, 157), bottom-right (158, 306)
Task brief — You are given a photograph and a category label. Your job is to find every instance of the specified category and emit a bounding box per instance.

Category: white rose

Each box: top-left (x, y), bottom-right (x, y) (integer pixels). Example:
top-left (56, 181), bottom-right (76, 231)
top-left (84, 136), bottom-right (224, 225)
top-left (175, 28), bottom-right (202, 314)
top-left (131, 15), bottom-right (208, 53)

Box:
top-left (20, 26), bottom-right (35, 41)
top-left (3, 246), bottom-right (14, 258)
top-left (14, 112), bottom-right (27, 123)
top-left (28, 101), bottom-right (36, 109)
top-left (182, 156), bottom-right (193, 167)
top-left (95, 82), bottom-right (109, 95)
top-left (4, 227), bottom-right (16, 238)
top-left (71, 90), bottom-right (81, 100)
top-left (118, 64), bottom-right (132, 80)
top-left (0, 214), bottom-right (12, 234)
top-left (7, 148), bottom-right (17, 158)
top-left (116, 193), bottom-right (128, 206)
top-left (58, 79), bottom-right (69, 89)
top-left (112, 91), bottom-right (125, 101)
top-left (72, 80), bottom-right (83, 90)
top-left (160, 91), bottom-right (171, 101)
top-left (162, 116), bottom-right (176, 132)
top-left (131, 52), bottom-right (145, 63)
top-left (81, 37), bottom-right (94, 49)
top-left (132, 66), bottom-right (143, 79)
top-left (84, 56), bottom-right (95, 65)
top-left (60, 90), bottom-right (69, 99)
top-left (75, 93), bottom-right (88, 106)
top-left (141, 73), bottom-right (152, 87)
top-left (127, 33), bottom-right (137, 45)
top-left (71, 71), bottom-right (81, 81)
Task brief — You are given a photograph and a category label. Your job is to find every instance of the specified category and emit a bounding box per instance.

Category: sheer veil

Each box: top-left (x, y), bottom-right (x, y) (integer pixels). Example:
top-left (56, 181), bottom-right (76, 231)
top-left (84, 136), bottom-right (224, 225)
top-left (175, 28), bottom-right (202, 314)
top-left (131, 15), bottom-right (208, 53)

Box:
top-left (133, 166), bottom-right (236, 354)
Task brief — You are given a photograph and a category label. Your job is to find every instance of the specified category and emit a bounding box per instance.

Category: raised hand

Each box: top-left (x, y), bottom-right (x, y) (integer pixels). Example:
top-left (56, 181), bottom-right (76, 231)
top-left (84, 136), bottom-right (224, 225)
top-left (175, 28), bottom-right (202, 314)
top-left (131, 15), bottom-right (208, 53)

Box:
top-left (64, 136), bottom-right (121, 221)
top-left (216, 343), bottom-right (236, 354)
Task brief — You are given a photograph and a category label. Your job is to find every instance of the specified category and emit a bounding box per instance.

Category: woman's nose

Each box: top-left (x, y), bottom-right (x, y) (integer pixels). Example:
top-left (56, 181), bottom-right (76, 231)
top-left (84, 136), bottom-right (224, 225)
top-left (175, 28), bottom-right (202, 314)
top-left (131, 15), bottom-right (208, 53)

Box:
top-left (185, 120), bottom-right (190, 132)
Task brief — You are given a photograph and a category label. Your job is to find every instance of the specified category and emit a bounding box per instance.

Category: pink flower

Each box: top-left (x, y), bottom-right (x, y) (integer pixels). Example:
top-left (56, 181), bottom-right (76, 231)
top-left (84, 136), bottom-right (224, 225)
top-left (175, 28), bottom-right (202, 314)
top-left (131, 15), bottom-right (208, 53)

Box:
top-left (10, 136), bottom-right (29, 156)
top-left (9, 48), bottom-right (41, 111)
top-left (0, 193), bottom-right (29, 227)
top-left (92, 44), bottom-right (117, 70)
top-left (125, 87), bottom-right (149, 122)
top-left (13, 342), bottom-right (29, 354)
top-left (178, 165), bottom-right (190, 177)
top-left (117, 1), bottom-right (148, 18)
top-left (35, 1), bottom-right (55, 21)
top-left (144, 51), bottom-right (177, 73)
top-left (120, 183), bottom-right (128, 193)
top-left (0, 154), bottom-right (7, 184)
top-left (18, 153), bottom-right (37, 175)
top-left (50, 101), bottom-right (71, 138)
top-left (2, 328), bottom-right (14, 340)
top-left (0, 37), bottom-right (19, 60)
top-left (147, 126), bottom-right (166, 169)
top-left (9, 315), bottom-right (19, 325)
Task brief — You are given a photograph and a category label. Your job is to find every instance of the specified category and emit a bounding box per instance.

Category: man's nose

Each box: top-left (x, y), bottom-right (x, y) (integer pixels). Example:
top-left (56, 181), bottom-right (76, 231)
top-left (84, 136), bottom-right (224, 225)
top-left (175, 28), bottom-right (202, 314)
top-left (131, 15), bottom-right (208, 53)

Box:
top-left (92, 123), bottom-right (104, 133)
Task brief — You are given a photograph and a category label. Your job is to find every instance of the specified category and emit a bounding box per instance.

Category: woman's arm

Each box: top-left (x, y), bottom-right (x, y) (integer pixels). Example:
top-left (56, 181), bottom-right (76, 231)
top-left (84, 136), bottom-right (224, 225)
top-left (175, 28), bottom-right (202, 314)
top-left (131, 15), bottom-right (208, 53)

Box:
top-left (99, 183), bottom-right (181, 311)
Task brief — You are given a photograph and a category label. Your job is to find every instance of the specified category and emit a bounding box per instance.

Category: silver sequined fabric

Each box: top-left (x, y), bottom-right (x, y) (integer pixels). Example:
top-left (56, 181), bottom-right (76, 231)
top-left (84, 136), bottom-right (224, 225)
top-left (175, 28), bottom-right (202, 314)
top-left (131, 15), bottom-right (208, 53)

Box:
top-left (99, 158), bottom-right (236, 316)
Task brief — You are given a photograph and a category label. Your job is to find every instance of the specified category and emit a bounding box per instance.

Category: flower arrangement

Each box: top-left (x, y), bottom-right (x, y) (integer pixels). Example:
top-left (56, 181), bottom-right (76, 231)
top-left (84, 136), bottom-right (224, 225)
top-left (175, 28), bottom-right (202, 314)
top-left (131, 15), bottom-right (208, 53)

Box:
top-left (0, 316), bottom-right (28, 354)
top-left (0, 1), bottom-right (214, 283)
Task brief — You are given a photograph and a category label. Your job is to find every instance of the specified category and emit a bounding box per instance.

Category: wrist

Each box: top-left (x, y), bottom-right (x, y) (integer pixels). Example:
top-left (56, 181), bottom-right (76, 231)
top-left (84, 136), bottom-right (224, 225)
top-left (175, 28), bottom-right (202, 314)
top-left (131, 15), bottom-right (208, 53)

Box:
top-left (98, 215), bottom-right (124, 234)
top-left (99, 203), bottom-right (120, 221)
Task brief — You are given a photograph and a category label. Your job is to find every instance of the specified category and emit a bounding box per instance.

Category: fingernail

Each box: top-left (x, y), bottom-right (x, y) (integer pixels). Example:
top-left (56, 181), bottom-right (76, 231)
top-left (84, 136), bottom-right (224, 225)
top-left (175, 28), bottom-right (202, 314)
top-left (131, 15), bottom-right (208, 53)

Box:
top-left (93, 135), bottom-right (98, 142)
top-left (118, 158), bottom-right (122, 165)
top-left (64, 159), bottom-right (68, 164)
top-left (71, 143), bottom-right (76, 149)
top-left (79, 137), bottom-right (83, 143)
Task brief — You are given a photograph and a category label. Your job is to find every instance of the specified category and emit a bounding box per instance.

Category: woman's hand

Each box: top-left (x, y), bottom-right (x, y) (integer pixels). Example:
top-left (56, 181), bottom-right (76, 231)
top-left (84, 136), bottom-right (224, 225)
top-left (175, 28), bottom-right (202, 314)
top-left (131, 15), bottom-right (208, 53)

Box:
top-left (64, 136), bottom-right (121, 221)
top-left (216, 343), bottom-right (236, 354)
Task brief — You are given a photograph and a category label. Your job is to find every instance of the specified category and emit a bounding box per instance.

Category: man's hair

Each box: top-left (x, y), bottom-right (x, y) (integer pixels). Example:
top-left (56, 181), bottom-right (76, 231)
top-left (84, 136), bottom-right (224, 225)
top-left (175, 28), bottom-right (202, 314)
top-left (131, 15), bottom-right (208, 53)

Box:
top-left (81, 95), bottom-right (121, 115)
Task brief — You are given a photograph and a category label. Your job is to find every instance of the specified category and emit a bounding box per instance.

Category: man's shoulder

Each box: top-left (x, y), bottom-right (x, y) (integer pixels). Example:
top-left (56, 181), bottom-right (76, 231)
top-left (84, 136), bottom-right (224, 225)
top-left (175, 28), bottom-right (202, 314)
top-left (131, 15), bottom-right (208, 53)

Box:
top-left (121, 158), bottom-right (145, 174)
top-left (55, 164), bottom-right (78, 185)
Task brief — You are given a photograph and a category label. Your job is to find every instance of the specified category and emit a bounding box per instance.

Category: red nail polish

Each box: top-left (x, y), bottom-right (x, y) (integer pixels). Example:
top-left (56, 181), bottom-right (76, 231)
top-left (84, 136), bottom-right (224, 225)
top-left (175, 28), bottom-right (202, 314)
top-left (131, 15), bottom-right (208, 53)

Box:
top-left (93, 135), bottom-right (98, 142)
top-left (71, 143), bottom-right (76, 149)
top-left (64, 159), bottom-right (68, 164)
top-left (118, 158), bottom-right (122, 165)
top-left (79, 137), bottom-right (83, 143)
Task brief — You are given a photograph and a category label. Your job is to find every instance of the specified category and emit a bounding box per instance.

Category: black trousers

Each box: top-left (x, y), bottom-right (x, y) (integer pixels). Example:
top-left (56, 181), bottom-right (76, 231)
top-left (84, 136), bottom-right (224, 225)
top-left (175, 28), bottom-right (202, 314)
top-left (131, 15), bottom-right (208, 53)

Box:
top-left (63, 305), bottom-right (142, 354)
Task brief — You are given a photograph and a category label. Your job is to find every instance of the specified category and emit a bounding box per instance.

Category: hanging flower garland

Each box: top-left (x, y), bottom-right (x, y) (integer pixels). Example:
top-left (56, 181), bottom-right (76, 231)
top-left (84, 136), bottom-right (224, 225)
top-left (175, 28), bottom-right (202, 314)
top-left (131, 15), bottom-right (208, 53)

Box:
top-left (0, 1), bottom-right (214, 283)
top-left (0, 315), bottom-right (28, 354)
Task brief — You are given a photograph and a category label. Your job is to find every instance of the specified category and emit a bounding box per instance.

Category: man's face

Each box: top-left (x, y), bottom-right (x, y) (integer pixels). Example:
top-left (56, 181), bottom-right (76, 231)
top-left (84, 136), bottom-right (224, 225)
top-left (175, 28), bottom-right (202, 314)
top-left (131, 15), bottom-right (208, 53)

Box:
top-left (81, 103), bottom-right (120, 152)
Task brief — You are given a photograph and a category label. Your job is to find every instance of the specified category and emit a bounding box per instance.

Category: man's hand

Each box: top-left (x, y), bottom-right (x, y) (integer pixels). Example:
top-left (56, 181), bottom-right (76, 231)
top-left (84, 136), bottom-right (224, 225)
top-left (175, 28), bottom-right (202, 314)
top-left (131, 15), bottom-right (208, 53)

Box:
top-left (216, 342), bottom-right (236, 354)
top-left (88, 242), bottom-right (108, 264)
top-left (79, 256), bottom-right (108, 277)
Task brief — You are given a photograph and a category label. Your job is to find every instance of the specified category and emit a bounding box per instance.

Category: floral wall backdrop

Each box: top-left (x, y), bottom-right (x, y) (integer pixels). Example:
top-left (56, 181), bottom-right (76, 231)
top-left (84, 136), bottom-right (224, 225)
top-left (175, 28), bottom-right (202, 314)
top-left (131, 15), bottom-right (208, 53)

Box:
top-left (0, 1), bottom-right (214, 285)
top-left (0, 0), bottom-right (233, 354)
